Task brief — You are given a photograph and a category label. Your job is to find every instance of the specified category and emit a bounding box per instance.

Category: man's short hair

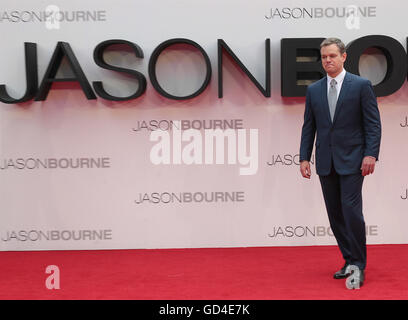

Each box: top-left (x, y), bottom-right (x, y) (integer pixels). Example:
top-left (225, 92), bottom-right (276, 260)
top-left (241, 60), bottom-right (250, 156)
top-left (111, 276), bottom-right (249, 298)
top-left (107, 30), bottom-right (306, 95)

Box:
top-left (320, 38), bottom-right (346, 55)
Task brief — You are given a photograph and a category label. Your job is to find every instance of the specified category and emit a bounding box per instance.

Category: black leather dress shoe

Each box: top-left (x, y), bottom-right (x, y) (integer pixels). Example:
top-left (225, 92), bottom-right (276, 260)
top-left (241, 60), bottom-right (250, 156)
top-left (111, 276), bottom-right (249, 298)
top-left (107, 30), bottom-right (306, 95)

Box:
top-left (333, 263), bottom-right (351, 279)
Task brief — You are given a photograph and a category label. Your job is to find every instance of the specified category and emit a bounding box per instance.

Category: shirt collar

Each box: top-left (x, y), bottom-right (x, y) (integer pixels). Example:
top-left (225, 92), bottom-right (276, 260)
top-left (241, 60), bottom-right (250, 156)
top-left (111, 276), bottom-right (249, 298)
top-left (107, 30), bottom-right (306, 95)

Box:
top-left (327, 68), bottom-right (346, 84)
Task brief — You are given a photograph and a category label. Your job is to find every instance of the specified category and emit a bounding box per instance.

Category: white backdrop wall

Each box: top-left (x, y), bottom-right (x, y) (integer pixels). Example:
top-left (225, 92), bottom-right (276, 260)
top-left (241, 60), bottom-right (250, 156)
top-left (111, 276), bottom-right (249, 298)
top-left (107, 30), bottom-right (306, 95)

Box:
top-left (0, 0), bottom-right (407, 251)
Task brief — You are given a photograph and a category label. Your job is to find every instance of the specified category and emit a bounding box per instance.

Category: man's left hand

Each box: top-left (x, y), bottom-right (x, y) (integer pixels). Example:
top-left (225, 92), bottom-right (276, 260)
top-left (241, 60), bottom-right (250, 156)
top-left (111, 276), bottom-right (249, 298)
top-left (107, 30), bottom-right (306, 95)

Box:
top-left (361, 156), bottom-right (376, 176)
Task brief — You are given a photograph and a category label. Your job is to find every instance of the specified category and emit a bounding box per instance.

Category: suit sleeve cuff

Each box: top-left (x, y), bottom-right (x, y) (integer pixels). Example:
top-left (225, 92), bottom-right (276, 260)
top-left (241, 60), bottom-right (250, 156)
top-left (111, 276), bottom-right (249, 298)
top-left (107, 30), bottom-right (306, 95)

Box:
top-left (365, 155), bottom-right (378, 161)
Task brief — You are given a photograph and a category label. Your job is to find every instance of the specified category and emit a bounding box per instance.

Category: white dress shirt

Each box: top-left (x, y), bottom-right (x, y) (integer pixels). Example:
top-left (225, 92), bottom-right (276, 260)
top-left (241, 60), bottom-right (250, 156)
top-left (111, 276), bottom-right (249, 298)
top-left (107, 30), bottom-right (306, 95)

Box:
top-left (327, 68), bottom-right (346, 99)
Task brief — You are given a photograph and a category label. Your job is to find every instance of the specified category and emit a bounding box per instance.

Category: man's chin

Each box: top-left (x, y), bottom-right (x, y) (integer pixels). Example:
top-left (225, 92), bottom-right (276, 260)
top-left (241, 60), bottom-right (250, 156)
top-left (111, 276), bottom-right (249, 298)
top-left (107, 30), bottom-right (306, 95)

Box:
top-left (325, 68), bottom-right (339, 75)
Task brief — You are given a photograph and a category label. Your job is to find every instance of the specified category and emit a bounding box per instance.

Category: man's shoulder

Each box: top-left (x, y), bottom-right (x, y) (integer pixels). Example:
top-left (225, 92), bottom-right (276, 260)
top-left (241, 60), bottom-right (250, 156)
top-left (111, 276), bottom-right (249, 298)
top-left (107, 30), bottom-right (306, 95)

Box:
top-left (345, 72), bottom-right (371, 85)
top-left (307, 77), bottom-right (325, 91)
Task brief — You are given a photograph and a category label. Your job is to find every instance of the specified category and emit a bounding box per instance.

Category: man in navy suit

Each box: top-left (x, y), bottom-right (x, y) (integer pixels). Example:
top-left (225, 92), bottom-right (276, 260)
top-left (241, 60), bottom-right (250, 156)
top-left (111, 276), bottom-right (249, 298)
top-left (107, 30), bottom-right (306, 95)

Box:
top-left (299, 38), bottom-right (381, 287)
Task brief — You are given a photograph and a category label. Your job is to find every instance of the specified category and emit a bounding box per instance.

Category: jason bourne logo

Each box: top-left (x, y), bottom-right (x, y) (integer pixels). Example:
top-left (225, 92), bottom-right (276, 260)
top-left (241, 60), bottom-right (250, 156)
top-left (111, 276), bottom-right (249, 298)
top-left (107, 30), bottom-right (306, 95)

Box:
top-left (268, 225), bottom-right (378, 238)
top-left (133, 119), bottom-right (244, 133)
top-left (0, 157), bottom-right (111, 170)
top-left (267, 153), bottom-right (315, 166)
top-left (1, 229), bottom-right (113, 242)
top-left (135, 191), bottom-right (245, 204)
top-left (0, 9), bottom-right (107, 23)
top-left (149, 120), bottom-right (258, 176)
top-left (265, 6), bottom-right (376, 20)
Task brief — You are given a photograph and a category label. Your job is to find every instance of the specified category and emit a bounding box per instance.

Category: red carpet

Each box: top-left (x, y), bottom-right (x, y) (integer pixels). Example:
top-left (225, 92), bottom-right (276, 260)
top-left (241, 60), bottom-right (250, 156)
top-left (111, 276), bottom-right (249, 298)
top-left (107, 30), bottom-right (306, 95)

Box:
top-left (0, 244), bottom-right (407, 300)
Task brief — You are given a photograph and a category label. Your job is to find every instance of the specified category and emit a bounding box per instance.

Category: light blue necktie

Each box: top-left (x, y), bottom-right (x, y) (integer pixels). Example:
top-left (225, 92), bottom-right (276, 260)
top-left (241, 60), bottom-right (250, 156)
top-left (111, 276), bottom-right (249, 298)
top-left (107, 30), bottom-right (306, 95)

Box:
top-left (328, 79), bottom-right (337, 121)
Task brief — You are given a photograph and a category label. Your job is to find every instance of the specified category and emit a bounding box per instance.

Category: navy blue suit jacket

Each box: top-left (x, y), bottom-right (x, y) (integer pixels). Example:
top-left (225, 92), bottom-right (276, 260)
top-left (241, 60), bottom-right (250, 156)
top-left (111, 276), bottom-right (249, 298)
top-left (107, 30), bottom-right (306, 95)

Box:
top-left (300, 72), bottom-right (381, 176)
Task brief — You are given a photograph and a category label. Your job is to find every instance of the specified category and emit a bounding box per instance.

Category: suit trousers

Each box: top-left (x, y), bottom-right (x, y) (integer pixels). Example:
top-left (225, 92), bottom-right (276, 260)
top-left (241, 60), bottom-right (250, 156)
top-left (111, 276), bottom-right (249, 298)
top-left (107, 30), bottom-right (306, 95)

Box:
top-left (318, 164), bottom-right (366, 270)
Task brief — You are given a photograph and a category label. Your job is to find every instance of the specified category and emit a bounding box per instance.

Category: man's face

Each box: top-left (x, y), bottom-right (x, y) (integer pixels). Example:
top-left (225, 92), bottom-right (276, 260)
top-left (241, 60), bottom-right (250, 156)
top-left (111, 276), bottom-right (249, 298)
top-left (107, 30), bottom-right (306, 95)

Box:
top-left (320, 44), bottom-right (347, 77)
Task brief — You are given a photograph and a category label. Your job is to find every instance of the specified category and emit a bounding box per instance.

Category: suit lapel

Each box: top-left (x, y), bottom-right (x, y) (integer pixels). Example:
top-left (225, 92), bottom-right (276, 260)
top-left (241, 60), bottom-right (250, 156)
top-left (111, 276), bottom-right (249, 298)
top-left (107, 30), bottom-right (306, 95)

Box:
top-left (332, 72), bottom-right (352, 125)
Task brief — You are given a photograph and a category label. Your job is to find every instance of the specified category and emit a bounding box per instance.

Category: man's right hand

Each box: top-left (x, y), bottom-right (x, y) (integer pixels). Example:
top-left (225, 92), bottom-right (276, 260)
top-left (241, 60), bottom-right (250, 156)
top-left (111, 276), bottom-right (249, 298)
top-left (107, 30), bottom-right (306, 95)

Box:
top-left (300, 160), bottom-right (311, 179)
